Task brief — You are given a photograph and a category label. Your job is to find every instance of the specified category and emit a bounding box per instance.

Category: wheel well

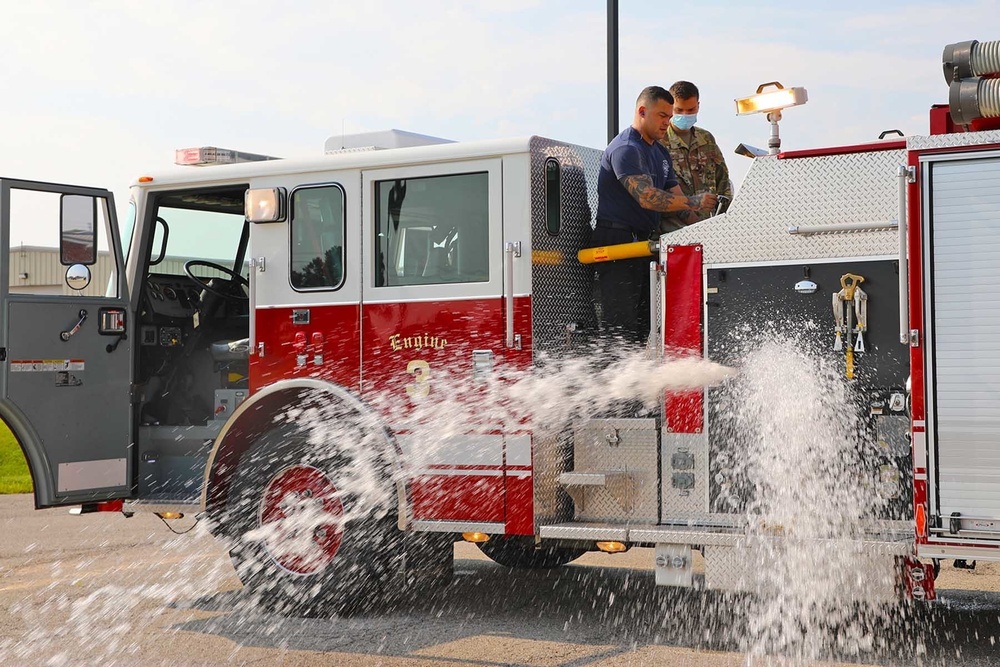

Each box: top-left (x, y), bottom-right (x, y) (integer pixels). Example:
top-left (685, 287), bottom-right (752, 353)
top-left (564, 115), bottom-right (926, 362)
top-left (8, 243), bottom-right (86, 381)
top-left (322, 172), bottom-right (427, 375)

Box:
top-left (202, 379), bottom-right (408, 526)
top-left (0, 401), bottom-right (53, 508)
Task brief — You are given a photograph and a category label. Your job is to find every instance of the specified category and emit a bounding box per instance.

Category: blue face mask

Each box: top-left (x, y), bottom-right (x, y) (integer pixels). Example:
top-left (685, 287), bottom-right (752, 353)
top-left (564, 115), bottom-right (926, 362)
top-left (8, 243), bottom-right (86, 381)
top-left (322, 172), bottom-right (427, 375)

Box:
top-left (672, 113), bottom-right (697, 131)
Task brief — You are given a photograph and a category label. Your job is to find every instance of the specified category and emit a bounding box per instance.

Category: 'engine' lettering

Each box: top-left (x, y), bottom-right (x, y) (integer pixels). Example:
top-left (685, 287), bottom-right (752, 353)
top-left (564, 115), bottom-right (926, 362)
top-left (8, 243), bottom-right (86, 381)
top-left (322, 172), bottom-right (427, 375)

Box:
top-left (389, 333), bottom-right (448, 352)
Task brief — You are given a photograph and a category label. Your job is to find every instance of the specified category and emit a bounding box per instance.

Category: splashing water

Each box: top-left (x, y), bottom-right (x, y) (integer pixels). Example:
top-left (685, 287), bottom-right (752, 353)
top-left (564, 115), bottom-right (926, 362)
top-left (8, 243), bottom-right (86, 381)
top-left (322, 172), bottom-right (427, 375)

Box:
top-left (717, 340), bottom-right (901, 663)
top-left (0, 340), bottom-right (922, 664)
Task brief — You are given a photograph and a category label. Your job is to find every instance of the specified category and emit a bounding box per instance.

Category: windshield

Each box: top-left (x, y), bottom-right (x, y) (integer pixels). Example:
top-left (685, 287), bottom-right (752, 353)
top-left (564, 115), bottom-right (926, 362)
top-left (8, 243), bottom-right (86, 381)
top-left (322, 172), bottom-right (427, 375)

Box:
top-left (149, 206), bottom-right (247, 279)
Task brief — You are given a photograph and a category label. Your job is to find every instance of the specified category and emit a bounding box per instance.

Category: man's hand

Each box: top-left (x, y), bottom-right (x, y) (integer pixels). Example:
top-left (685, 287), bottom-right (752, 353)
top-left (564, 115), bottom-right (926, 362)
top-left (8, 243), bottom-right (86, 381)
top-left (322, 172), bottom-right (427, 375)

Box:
top-left (692, 193), bottom-right (718, 212)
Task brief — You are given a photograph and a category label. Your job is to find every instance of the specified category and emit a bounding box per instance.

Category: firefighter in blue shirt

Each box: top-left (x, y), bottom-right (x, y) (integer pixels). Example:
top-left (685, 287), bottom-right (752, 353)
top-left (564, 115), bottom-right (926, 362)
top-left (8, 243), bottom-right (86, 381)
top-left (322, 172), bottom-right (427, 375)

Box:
top-left (593, 85), bottom-right (717, 343)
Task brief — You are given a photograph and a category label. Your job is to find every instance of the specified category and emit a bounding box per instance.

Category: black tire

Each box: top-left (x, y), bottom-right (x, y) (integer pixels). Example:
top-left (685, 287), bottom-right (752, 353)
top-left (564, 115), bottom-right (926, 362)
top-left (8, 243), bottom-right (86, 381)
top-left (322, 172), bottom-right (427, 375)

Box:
top-left (226, 422), bottom-right (401, 615)
top-left (477, 536), bottom-right (587, 569)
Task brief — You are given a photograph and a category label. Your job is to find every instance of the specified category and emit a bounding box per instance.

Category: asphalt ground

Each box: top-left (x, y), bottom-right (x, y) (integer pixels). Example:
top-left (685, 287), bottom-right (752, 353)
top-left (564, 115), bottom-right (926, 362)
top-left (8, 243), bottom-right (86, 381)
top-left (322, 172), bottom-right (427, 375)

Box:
top-left (2, 494), bottom-right (1000, 666)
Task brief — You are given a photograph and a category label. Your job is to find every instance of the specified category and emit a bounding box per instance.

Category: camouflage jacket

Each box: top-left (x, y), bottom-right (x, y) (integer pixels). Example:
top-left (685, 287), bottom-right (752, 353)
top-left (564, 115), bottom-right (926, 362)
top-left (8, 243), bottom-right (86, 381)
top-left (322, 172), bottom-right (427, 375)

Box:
top-left (658, 125), bottom-right (733, 232)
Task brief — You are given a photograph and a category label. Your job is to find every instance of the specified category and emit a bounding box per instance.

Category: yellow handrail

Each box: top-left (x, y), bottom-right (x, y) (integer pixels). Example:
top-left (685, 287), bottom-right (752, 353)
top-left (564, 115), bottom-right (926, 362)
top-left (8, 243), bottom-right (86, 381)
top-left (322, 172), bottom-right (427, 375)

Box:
top-left (577, 240), bottom-right (656, 265)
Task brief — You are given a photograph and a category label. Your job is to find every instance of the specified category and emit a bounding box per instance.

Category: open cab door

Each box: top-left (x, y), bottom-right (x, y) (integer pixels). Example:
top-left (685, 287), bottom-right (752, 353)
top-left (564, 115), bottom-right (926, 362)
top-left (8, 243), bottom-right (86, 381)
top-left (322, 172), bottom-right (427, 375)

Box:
top-left (0, 179), bottom-right (132, 508)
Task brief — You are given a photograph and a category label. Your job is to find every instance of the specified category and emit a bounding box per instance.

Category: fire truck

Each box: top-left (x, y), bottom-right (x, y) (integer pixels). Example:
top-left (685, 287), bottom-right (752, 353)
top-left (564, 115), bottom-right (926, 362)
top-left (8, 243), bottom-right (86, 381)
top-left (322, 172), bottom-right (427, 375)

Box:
top-left (4, 39), bottom-right (1000, 611)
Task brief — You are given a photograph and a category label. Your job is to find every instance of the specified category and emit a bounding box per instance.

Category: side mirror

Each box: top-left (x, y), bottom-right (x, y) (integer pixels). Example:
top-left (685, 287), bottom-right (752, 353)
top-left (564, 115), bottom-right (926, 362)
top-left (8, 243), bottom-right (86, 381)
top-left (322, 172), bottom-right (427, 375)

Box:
top-left (65, 264), bottom-right (92, 291)
top-left (60, 195), bottom-right (98, 265)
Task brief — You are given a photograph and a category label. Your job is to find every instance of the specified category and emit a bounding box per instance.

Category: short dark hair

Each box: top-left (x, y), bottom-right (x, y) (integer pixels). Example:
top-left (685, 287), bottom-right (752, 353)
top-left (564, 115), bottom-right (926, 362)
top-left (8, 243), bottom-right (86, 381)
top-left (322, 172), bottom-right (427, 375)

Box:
top-left (636, 86), bottom-right (674, 108)
top-left (669, 81), bottom-right (699, 101)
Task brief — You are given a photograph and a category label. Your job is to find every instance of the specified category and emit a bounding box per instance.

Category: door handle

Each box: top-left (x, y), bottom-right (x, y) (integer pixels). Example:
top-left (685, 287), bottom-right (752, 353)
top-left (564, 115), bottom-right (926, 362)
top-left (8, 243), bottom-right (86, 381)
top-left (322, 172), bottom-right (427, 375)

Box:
top-left (60, 309), bottom-right (88, 341)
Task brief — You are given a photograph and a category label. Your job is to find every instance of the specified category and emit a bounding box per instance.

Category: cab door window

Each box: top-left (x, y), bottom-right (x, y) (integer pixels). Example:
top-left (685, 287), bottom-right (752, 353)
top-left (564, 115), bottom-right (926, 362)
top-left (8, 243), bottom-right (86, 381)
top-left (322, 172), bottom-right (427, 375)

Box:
top-left (7, 188), bottom-right (116, 297)
top-left (374, 172), bottom-right (489, 287)
top-left (290, 185), bottom-right (345, 290)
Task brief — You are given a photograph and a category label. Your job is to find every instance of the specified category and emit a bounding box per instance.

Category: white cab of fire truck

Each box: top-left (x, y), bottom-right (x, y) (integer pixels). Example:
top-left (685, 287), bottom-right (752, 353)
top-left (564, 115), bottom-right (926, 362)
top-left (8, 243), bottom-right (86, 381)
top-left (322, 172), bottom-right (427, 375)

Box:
top-left (0, 130), bottom-right (605, 610)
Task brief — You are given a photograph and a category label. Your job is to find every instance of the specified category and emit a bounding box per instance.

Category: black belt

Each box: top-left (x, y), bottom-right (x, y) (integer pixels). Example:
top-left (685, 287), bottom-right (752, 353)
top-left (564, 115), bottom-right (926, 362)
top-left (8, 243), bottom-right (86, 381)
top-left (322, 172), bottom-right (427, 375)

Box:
top-left (596, 219), bottom-right (652, 241)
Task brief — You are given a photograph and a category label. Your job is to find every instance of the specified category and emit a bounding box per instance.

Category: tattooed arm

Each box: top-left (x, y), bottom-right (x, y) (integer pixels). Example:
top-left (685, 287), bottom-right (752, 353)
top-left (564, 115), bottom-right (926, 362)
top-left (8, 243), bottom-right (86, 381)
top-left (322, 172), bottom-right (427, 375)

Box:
top-left (621, 175), bottom-right (716, 213)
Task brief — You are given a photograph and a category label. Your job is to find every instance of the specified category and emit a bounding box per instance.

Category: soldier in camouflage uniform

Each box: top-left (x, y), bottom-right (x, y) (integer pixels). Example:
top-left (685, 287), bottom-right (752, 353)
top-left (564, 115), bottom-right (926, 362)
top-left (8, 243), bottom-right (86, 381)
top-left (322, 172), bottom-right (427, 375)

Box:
top-left (659, 80), bottom-right (734, 234)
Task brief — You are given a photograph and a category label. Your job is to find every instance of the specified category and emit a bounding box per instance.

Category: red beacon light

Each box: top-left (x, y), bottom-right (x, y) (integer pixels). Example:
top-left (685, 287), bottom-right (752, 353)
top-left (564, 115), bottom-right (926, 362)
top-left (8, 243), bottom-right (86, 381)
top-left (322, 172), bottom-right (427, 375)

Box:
top-left (174, 146), bottom-right (280, 167)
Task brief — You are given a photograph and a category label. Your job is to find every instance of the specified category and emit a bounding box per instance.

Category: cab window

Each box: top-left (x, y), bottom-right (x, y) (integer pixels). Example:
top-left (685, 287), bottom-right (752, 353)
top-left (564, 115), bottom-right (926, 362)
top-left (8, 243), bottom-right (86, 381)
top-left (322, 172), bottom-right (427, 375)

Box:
top-left (6, 187), bottom-right (116, 297)
top-left (374, 172), bottom-right (489, 287)
top-left (290, 185), bottom-right (345, 290)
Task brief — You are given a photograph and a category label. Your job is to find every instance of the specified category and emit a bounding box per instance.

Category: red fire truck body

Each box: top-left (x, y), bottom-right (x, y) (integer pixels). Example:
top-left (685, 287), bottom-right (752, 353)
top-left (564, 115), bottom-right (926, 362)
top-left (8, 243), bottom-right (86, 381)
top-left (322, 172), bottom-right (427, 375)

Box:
top-left (5, 45), bottom-right (1000, 607)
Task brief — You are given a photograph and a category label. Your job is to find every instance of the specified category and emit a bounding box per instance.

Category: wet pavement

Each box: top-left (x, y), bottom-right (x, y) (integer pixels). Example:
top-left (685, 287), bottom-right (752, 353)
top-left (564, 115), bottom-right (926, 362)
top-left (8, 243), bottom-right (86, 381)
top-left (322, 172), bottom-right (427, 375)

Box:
top-left (1, 494), bottom-right (999, 666)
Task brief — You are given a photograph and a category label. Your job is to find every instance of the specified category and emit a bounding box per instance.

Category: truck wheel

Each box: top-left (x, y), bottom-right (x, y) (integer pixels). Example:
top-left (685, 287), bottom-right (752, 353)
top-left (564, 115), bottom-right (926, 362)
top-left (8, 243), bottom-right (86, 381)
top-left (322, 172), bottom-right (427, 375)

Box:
top-left (477, 536), bottom-right (587, 569)
top-left (226, 425), bottom-right (400, 615)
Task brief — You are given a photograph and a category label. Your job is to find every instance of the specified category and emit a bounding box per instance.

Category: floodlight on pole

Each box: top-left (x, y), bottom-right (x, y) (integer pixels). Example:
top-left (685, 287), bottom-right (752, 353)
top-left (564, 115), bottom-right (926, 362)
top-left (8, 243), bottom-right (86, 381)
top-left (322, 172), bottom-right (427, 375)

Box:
top-left (734, 82), bottom-right (808, 154)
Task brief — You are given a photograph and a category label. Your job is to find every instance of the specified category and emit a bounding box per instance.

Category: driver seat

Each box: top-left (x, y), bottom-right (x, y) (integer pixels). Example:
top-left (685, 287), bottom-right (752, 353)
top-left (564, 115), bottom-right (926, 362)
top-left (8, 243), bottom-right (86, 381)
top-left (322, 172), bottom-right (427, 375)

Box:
top-left (210, 337), bottom-right (250, 362)
top-left (210, 338), bottom-right (249, 388)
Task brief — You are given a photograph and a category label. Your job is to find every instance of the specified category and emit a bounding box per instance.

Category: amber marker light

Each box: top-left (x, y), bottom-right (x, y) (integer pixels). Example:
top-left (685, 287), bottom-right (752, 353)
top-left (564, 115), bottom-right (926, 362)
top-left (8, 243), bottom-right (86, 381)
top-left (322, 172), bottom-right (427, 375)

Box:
top-left (138, 176), bottom-right (154, 183)
top-left (596, 541), bottom-right (628, 553)
top-left (916, 503), bottom-right (927, 538)
top-left (156, 512), bottom-right (185, 520)
top-left (462, 532), bottom-right (490, 543)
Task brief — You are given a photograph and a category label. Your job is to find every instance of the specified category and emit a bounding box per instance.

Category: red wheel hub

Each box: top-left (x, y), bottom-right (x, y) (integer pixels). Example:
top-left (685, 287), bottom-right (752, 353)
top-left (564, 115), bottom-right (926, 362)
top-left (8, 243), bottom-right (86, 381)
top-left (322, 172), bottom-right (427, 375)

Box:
top-left (258, 464), bottom-right (344, 575)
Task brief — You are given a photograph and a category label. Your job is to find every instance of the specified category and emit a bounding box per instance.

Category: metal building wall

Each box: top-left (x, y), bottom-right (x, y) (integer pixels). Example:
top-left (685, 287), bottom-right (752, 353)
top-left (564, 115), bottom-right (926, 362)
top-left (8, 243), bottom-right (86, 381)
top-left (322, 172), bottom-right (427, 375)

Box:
top-left (7, 247), bottom-right (115, 297)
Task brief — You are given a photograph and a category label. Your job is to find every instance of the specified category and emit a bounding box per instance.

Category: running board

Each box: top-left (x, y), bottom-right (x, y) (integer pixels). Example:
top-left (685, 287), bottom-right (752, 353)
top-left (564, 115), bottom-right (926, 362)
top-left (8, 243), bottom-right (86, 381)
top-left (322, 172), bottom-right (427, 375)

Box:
top-left (412, 520), bottom-right (505, 535)
top-left (539, 522), bottom-right (741, 546)
top-left (540, 521), bottom-right (914, 554)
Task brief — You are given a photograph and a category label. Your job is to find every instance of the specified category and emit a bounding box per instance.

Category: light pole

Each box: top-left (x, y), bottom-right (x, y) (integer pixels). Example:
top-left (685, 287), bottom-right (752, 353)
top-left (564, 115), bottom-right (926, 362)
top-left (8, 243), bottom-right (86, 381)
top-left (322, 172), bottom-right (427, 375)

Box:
top-left (607, 0), bottom-right (618, 145)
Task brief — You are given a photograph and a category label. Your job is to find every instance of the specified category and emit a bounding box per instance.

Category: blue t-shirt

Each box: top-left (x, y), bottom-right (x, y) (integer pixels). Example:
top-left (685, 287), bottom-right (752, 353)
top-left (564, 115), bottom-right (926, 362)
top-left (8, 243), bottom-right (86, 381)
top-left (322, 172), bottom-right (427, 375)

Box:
top-left (596, 127), bottom-right (679, 235)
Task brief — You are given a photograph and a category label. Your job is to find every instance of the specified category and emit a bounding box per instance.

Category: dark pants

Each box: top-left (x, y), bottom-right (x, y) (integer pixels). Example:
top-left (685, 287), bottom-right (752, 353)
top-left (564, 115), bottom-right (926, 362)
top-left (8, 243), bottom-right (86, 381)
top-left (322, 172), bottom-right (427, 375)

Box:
top-left (590, 223), bottom-right (653, 345)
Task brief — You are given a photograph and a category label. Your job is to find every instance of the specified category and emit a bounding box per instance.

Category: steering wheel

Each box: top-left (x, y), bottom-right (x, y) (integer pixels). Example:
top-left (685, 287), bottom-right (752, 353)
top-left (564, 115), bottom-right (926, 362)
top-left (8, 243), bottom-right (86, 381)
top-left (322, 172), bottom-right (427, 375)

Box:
top-left (184, 260), bottom-right (249, 301)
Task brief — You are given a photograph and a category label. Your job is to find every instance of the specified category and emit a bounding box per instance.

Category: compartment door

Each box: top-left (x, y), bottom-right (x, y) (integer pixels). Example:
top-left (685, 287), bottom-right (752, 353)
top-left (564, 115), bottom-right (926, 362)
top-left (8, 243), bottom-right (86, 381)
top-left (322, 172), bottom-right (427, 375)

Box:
top-left (0, 179), bottom-right (132, 507)
top-left (925, 154), bottom-right (1000, 535)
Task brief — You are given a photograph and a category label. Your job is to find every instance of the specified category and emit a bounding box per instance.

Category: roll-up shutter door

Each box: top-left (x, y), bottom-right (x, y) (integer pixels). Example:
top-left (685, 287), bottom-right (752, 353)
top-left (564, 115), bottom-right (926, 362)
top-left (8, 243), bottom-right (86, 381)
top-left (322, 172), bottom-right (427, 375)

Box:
top-left (930, 155), bottom-right (1000, 521)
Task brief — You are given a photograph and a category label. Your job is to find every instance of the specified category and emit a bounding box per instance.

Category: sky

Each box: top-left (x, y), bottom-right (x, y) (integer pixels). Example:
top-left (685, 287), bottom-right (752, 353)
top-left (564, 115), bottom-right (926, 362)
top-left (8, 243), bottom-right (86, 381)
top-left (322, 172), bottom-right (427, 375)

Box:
top-left (1, 0), bottom-right (997, 247)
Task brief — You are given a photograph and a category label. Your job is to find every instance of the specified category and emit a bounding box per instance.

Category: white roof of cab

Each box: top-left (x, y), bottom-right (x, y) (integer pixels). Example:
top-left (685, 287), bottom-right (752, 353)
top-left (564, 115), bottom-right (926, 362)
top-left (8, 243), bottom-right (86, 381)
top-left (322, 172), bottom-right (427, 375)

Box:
top-left (130, 136), bottom-right (545, 189)
top-left (323, 129), bottom-right (453, 153)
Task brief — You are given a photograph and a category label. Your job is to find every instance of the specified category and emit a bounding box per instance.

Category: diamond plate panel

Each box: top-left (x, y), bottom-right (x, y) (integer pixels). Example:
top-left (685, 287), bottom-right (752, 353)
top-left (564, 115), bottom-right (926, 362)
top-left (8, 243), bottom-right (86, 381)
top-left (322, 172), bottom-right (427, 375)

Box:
top-left (528, 138), bottom-right (603, 529)
top-left (566, 418), bottom-right (658, 523)
top-left (661, 431), bottom-right (708, 517)
top-left (666, 148), bottom-right (907, 264)
top-left (704, 541), bottom-right (901, 599)
top-left (538, 522), bottom-right (629, 542)
top-left (531, 429), bottom-right (574, 528)
top-left (528, 137), bottom-right (601, 355)
top-left (907, 129), bottom-right (1000, 150)
top-left (703, 545), bottom-right (752, 591)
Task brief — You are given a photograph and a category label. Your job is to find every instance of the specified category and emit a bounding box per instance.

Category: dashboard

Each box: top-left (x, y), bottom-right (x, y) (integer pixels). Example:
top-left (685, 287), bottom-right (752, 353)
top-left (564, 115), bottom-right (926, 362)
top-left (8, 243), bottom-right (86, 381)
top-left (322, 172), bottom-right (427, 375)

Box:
top-left (145, 274), bottom-right (202, 319)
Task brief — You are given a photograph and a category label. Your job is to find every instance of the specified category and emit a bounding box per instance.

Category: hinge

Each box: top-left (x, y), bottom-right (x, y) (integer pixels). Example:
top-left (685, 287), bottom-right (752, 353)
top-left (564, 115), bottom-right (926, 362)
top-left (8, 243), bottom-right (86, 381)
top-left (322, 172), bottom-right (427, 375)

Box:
top-left (0, 347), bottom-right (5, 361)
top-left (909, 328), bottom-right (920, 347)
top-left (505, 241), bottom-right (522, 258)
top-left (251, 257), bottom-right (266, 272)
top-left (906, 166), bottom-right (917, 184)
top-left (129, 383), bottom-right (141, 404)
